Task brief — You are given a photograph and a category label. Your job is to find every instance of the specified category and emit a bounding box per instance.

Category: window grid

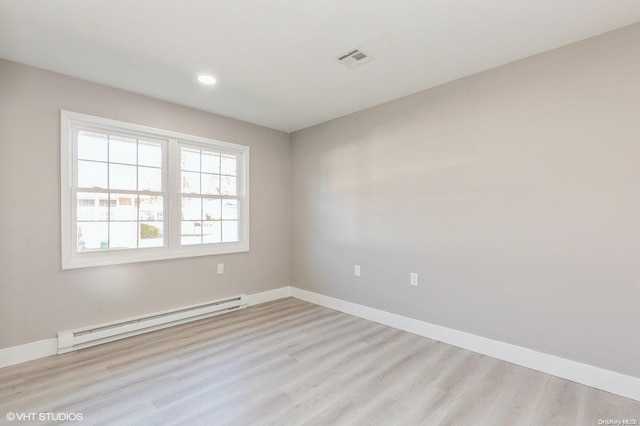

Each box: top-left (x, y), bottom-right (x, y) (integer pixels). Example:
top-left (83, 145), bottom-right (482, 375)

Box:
top-left (75, 131), bottom-right (165, 252)
top-left (179, 145), bottom-right (240, 246)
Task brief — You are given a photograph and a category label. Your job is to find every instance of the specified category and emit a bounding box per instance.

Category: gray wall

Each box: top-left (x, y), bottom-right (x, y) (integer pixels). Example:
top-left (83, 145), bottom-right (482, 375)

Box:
top-left (0, 59), bottom-right (291, 349)
top-left (291, 24), bottom-right (640, 378)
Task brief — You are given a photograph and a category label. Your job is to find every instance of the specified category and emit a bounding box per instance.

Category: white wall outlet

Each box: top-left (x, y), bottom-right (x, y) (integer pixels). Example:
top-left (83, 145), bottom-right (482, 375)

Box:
top-left (354, 265), bottom-right (361, 277)
top-left (410, 272), bottom-right (419, 286)
top-left (217, 263), bottom-right (224, 274)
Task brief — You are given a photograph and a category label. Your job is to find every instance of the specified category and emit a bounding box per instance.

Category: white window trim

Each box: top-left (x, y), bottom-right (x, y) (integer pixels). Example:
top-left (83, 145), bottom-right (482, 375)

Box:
top-left (61, 110), bottom-right (250, 270)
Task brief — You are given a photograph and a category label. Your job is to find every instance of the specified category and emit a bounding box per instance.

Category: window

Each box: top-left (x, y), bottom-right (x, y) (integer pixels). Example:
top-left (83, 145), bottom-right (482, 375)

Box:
top-left (179, 147), bottom-right (240, 245)
top-left (61, 111), bottom-right (249, 269)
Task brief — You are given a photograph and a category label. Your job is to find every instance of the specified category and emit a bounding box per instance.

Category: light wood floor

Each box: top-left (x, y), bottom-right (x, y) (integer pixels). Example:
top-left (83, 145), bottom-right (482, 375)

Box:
top-left (1, 298), bottom-right (639, 425)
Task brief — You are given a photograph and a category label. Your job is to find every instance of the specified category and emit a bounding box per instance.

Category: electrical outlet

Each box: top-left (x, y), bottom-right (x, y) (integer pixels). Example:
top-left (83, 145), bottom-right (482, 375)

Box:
top-left (354, 265), bottom-right (361, 277)
top-left (410, 272), bottom-right (419, 286)
top-left (217, 263), bottom-right (224, 274)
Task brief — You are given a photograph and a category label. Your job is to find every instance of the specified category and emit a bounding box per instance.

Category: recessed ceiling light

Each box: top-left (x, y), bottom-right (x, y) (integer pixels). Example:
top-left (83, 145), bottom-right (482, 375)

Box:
top-left (197, 74), bottom-right (216, 85)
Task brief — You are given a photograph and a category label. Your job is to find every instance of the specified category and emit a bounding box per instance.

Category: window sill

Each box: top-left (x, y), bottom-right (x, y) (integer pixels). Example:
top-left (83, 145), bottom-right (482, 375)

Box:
top-left (61, 243), bottom-right (249, 270)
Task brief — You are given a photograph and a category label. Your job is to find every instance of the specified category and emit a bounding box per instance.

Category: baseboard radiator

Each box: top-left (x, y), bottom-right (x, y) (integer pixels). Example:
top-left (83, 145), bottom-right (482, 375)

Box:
top-left (57, 294), bottom-right (248, 354)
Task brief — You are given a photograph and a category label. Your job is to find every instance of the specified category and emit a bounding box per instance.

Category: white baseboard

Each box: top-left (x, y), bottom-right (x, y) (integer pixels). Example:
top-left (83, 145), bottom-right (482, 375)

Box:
top-left (0, 287), bottom-right (293, 370)
top-left (0, 339), bottom-right (57, 369)
top-left (290, 287), bottom-right (640, 402)
top-left (247, 286), bottom-right (291, 306)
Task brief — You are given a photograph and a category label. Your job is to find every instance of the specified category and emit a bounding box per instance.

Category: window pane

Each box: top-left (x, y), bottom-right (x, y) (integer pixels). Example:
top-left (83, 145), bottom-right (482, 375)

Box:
top-left (77, 222), bottom-right (108, 251)
top-left (77, 193), bottom-right (103, 221)
top-left (222, 199), bottom-right (238, 220)
top-left (221, 176), bottom-right (237, 196)
top-left (78, 131), bottom-right (108, 161)
top-left (201, 173), bottom-right (219, 195)
top-left (110, 164), bottom-right (137, 190)
top-left (222, 221), bottom-right (239, 242)
top-left (203, 221), bottom-right (221, 243)
top-left (139, 167), bottom-right (162, 191)
top-left (181, 221), bottom-right (202, 245)
top-left (109, 136), bottom-right (137, 164)
top-left (78, 160), bottom-right (108, 189)
top-left (98, 198), bottom-right (116, 208)
top-left (221, 155), bottom-right (237, 176)
top-left (202, 152), bottom-right (220, 174)
top-left (138, 141), bottom-right (162, 167)
top-left (181, 148), bottom-right (200, 172)
top-left (110, 222), bottom-right (137, 249)
top-left (181, 171), bottom-right (200, 194)
top-left (181, 197), bottom-right (201, 220)
top-left (139, 195), bottom-right (163, 221)
top-left (139, 222), bottom-right (163, 248)
top-left (203, 198), bottom-right (221, 221)
top-left (110, 194), bottom-right (137, 221)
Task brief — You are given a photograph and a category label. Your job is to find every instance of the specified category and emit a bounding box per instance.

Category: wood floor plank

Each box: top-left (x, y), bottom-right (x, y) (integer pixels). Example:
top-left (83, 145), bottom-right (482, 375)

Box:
top-left (0, 297), bottom-right (638, 425)
top-left (486, 365), bottom-right (550, 425)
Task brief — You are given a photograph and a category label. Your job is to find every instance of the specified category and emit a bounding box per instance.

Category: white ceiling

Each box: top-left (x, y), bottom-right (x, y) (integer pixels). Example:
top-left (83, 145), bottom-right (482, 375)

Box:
top-left (1, 1), bottom-right (640, 133)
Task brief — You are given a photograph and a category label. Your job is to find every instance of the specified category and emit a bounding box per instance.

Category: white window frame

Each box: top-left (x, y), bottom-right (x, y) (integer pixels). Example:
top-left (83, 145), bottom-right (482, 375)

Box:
top-left (61, 110), bottom-right (250, 269)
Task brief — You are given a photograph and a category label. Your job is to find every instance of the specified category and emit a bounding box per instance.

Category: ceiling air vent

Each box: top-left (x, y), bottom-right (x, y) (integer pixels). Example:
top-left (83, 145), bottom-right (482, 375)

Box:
top-left (336, 48), bottom-right (374, 69)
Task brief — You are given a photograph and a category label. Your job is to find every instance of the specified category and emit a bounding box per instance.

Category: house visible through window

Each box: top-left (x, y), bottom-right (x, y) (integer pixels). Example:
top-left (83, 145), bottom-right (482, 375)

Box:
top-left (61, 111), bottom-right (250, 269)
